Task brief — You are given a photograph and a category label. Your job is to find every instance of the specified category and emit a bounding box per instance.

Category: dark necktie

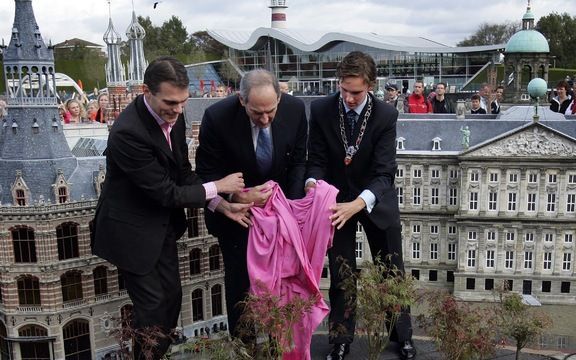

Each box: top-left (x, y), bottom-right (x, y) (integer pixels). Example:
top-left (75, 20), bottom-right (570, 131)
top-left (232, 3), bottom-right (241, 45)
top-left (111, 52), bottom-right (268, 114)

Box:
top-left (256, 128), bottom-right (273, 176)
top-left (346, 110), bottom-right (358, 140)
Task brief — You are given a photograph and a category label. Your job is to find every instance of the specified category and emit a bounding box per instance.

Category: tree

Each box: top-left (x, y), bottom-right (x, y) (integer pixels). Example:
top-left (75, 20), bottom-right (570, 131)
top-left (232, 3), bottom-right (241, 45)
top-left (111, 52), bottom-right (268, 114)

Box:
top-left (495, 283), bottom-right (552, 360)
top-left (191, 31), bottom-right (227, 59)
top-left (457, 22), bottom-right (520, 47)
top-left (537, 12), bottom-right (576, 68)
top-left (137, 15), bottom-right (204, 64)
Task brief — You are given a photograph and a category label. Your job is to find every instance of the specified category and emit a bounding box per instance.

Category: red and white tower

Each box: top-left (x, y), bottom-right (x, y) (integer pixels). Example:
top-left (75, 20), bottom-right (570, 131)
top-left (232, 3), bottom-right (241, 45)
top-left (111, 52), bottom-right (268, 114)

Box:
top-left (269, 0), bottom-right (288, 29)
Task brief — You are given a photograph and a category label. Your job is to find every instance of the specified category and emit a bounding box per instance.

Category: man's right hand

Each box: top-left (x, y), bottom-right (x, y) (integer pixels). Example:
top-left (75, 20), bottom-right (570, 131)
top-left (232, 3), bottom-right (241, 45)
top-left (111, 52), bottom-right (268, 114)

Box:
top-left (214, 172), bottom-right (244, 194)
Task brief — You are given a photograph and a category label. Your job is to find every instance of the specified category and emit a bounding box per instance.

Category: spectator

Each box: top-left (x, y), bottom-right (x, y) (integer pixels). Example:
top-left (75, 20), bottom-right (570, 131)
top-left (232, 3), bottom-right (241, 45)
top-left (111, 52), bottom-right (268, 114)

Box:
top-left (385, 83), bottom-right (399, 108)
top-left (214, 84), bottom-right (227, 98)
top-left (431, 82), bottom-right (453, 113)
top-left (94, 93), bottom-right (110, 123)
top-left (478, 82), bottom-right (492, 111)
top-left (65, 99), bottom-right (87, 123)
top-left (470, 94), bottom-right (486, 114)
top-left (491, 85), bottom-right (504, 114)
top-left (279, 81), bottom-right (292, 95)
top-left (0, 98), bottom-right (7, 120)
top-left (58, 104), bottom-right (70, 124)
top-left (550, 80), bottom-right (572, 114)
top-left (87, 100), bottom-right (99, 121)
top-left (404, 80), bottom-right (432, 113)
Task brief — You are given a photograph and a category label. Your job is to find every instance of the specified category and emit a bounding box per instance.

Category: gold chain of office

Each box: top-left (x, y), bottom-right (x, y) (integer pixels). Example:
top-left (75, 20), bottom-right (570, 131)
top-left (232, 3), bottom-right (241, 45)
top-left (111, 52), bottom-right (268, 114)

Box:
top-left (338, 95), bottom-right (372, 166)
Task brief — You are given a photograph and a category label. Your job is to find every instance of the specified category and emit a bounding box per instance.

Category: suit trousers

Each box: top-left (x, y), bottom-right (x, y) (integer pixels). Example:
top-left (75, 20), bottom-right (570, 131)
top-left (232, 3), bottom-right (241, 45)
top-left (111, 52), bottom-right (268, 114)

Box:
top-left (217, 231), bottom-right (251, 339)
top-left (119, 225), bottom-right (182, 360)
top-left (327, 211), bottom-right (412, 345)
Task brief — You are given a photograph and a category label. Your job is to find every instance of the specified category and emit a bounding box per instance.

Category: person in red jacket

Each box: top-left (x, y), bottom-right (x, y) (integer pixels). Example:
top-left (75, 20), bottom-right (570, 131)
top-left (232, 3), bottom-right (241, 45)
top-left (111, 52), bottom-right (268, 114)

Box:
top-left (404, 80), bottom-right (432, 113)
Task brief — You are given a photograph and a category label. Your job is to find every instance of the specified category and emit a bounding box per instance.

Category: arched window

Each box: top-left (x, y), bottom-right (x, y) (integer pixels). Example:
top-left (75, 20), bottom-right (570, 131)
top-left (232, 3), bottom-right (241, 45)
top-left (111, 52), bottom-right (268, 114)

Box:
top-left (192, 289), bottom-right (204, 322)
top-left (208, 245), bottom-right (221, 271)
top-left (18, 325), bottom-right (50, 360)
top-left (93, 266), bottom-right (108, 296)
top-left (12, 170), bottom-right (31, 206)
top-left (12, 226), bottom-right (37, 263)
top-left (56, 223), bottom-right (79, 260)
top-left (189, 248), bottom-right (202, 276)
top-left (187, 208), bottom-right (200, 238)
top-left (61, 271), bottom-right (83, 303)
top-left (63, 319), bottom-right (91, 360)
top-left (211, 284), bottom-right (223, 316)
top-left (53, 169), bottom-right (69, 204)
top-left (17, 275), bottom-right (41, 306)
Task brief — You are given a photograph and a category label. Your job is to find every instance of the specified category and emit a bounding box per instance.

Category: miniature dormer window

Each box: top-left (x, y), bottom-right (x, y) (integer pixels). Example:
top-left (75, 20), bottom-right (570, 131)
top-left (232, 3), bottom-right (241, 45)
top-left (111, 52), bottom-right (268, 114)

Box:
top-left (12, 120), bottom-right (18, 134)
top-left (396, 137), bottom-right (405, 150)
top-left (432, 137), bottom-right (442, 151)
top-left (53, 169), bottom-right (70, 204)
top-left (52, 116), bottom-right (59, 132)
top-left (32, 118), bottom-right (40, 134)
top-left (94, 164), bottom-right (106, 197)
top-left (11, 170), bottom-right (30, 206)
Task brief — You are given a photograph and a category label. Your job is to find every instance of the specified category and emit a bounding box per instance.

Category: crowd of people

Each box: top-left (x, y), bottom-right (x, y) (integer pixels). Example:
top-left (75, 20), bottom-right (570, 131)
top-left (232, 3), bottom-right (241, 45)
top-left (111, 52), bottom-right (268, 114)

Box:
top-left (57, 93), bottom-right (111, 124)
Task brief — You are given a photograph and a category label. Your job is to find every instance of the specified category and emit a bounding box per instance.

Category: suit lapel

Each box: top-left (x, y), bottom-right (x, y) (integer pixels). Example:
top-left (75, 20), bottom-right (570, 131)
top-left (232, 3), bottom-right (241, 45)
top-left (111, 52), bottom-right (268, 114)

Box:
top-left (134, 95), bottom-right (176, 164)
top-left (237, 109), bottom-right (260, 177)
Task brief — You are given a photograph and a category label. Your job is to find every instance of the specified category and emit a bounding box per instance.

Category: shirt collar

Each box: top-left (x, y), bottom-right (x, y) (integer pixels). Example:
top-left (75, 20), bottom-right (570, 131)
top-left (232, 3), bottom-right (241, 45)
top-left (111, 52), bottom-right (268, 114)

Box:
top-left (143, 94), bottom-right (172, 128)
top-left (342, 93), bottom-right (368, 115)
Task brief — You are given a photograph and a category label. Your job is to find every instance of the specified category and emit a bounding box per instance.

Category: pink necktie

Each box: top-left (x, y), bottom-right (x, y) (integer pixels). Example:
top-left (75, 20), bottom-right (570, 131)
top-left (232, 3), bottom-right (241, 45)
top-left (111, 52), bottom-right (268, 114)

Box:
top-left (161, 122), bottom-right (172, 150)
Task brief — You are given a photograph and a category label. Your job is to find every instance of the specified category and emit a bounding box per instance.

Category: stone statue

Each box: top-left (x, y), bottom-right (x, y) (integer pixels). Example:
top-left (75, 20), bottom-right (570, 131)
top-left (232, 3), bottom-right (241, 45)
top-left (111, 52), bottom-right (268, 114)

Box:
top-left (460, 125), bottom-right (470, 149)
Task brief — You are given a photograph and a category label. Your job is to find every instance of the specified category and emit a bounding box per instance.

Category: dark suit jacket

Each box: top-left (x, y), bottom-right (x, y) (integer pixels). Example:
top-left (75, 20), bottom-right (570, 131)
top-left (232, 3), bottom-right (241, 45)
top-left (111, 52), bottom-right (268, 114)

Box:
top-left (195, 94), bottom-right (308, 237)
top-left (92, 95), bottom-right (206, 275)
top-left (307, 93), bottom-right (400, 230)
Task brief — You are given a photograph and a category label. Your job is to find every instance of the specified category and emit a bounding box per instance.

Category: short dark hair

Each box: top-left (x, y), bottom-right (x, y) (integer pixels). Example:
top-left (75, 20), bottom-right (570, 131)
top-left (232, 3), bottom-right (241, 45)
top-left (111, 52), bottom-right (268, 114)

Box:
top-left (556, 80), bottom-right (569, 91)
top-left (239, 69), bottom-right (279, 103)
top-left (336, 51), bottom-right (376, 87)
top-left (144, 56), bottom-right (189, 94)
top-left (436, 82), bottom-right (447, 89)
top-left (471, 94), bottom-right (481, 101)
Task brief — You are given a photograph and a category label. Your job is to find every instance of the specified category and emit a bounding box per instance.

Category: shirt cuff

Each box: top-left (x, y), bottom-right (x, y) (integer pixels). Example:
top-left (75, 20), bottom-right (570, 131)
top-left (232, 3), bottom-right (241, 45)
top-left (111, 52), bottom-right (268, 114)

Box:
top-left (203, 182), bottom-right (218, 200)
top-left (305, 177), bottom-right (317, 187)
top-left (207, 196), bottom-right (223, 212)
top-left (359, 190), bottom-right (376, 213)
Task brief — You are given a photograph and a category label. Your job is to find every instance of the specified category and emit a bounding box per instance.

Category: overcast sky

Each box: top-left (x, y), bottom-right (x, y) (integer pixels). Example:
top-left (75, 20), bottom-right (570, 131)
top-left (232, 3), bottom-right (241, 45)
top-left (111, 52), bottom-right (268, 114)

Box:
top-left (1, 0), bottom-right (574, 48)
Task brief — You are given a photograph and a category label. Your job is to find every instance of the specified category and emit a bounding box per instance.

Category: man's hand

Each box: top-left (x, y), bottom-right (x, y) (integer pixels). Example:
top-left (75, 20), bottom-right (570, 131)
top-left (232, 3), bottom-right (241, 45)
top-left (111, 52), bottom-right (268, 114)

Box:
top-left (304, 180), bottom-right (316, 194)
top-left (217, 200), bottom-right (253, 228)
top-left (329, 197), bottom-right (366, 230)
top-left (214, 172), bottom-right (244, 194)
top-left (232, 182), bottom-right (273, 207)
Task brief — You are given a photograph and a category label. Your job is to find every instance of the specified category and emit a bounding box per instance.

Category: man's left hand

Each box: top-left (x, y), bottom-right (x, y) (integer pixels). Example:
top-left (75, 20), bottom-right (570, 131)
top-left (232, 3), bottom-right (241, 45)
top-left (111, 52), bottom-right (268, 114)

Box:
top-left (329, 197), bottom-right (366, 230)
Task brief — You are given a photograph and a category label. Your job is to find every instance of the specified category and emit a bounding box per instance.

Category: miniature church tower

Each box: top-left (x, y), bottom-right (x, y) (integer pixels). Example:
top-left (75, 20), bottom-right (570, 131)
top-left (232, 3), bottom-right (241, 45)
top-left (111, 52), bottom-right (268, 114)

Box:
top-left (0, 0), bottom-right (77, 205)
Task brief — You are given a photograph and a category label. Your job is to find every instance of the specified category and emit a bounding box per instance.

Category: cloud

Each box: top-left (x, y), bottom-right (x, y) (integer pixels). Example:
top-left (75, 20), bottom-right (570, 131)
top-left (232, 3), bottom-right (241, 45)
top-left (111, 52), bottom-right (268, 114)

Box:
top-left (0, 0), bottom-right (575, 49)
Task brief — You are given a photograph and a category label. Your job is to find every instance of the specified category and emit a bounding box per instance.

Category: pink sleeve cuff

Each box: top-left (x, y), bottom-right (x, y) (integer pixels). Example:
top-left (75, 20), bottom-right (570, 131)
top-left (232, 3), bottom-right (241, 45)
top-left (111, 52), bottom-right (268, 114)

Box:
top-left (208, 196), bottom-right (223, 212)
top-left (203, 182), bottom-right (218, 200)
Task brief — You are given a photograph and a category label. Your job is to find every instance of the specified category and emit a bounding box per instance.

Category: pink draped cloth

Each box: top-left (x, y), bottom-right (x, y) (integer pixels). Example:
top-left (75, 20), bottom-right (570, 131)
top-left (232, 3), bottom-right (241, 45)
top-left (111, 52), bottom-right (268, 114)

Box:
top-left (248, 180), bottom-right (338, 360)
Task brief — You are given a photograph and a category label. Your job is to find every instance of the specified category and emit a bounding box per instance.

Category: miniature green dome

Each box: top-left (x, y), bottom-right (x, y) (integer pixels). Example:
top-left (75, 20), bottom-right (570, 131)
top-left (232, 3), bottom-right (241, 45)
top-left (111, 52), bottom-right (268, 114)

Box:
top-left (505, 30), bottom-right (549, 53)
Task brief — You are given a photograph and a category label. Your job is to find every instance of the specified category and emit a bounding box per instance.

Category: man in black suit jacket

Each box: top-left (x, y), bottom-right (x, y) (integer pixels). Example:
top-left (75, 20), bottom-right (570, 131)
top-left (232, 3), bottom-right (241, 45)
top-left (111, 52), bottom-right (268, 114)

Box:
top-left (195, 69), bottom-right (308, 339)
top-left (306, 52), bottom-right (416, 360)
top-left (92, 57), bottom-right (247, 359)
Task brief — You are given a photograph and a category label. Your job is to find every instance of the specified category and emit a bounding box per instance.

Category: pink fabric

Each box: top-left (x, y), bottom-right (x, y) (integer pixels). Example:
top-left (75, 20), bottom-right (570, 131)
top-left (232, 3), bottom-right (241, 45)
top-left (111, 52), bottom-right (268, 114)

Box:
top-left (248, 181), bottom-right (338, 360)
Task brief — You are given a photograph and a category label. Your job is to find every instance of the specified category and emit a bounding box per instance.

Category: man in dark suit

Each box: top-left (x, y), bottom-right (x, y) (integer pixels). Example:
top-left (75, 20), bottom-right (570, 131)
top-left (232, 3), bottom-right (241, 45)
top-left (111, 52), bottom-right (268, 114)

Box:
top-left (92, 57), bottom-right (248, 359)
top-left (306, 52), bottom-right (416, 360)
top-left (195, 69), bottom-right (308, 339)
